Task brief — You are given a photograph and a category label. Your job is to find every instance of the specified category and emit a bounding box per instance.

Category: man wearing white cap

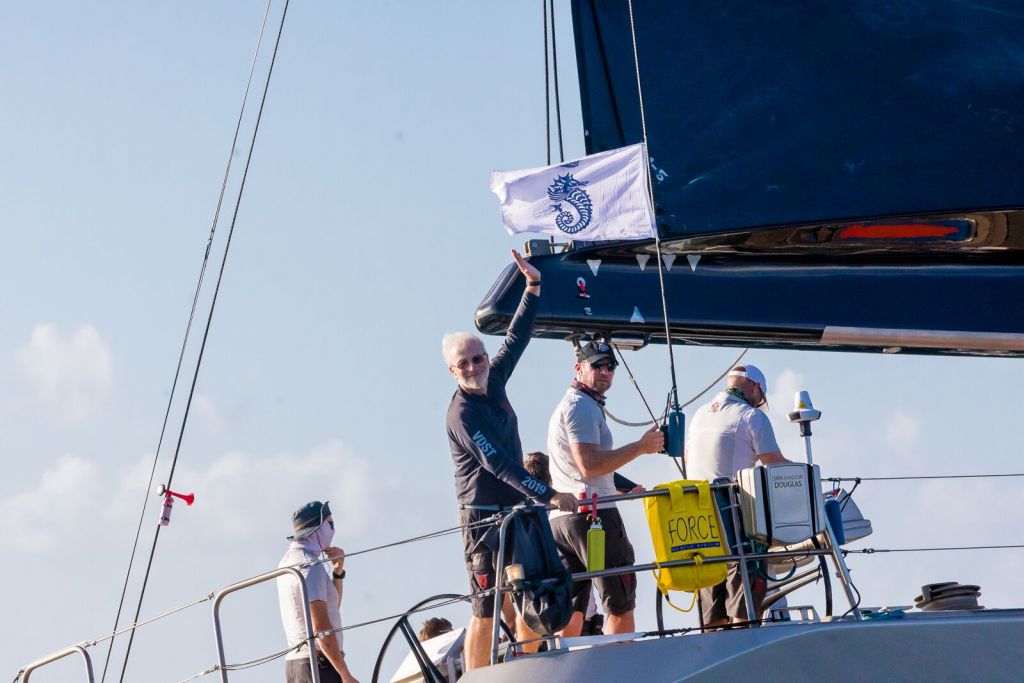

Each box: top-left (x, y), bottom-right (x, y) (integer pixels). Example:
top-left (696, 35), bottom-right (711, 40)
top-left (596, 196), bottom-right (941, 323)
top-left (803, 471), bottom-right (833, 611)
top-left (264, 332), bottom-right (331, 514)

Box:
top-left (685, 365), bottom-right (790, 626)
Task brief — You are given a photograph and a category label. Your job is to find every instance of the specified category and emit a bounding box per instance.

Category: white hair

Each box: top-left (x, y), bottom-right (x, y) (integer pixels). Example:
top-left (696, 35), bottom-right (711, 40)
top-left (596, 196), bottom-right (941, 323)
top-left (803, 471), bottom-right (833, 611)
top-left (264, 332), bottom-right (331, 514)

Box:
top-left (441, 331), bottom-right (484, 364)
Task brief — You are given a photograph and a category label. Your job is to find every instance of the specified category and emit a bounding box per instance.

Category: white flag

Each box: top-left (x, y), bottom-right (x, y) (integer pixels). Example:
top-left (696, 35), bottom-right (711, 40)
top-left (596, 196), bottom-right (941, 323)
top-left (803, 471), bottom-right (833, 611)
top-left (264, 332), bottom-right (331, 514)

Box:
top-left (489, 143), bottom-right (656, 241)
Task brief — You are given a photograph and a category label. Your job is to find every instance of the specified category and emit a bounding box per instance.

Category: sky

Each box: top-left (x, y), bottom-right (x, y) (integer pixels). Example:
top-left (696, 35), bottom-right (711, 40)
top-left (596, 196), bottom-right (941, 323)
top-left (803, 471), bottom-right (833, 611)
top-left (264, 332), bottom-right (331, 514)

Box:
top-left (2, 1), bottom-right (1022, 681)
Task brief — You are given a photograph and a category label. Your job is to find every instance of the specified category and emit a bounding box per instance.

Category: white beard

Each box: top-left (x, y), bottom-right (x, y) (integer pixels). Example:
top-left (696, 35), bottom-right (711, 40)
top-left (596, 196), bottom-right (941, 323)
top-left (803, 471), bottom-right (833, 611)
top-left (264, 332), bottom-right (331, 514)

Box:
top-left (461, 372), bottom-right (489, 393)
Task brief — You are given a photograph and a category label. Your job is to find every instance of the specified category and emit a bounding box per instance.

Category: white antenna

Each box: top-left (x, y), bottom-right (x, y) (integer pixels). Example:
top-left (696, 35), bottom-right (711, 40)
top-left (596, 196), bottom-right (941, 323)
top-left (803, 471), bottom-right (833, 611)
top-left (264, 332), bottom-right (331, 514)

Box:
top-left (787, 390), bottom-right (822, 465)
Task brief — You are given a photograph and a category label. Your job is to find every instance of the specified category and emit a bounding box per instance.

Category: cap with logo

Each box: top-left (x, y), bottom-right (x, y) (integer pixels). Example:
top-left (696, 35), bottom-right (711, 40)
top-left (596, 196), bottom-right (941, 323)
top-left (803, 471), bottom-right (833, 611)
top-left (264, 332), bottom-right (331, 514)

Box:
top-left (576, 341), bottom-right (615, 364)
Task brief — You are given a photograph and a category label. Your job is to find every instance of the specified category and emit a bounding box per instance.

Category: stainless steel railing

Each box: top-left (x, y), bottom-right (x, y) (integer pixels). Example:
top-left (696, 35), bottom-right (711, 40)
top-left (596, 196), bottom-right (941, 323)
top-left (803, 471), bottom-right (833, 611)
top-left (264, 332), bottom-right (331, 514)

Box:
top-left (487, 482), bottom-right (862, 665)
top-left (211, 566), bottom-right (320, 683)
top-left (19, 644), bottom-right (94, 682)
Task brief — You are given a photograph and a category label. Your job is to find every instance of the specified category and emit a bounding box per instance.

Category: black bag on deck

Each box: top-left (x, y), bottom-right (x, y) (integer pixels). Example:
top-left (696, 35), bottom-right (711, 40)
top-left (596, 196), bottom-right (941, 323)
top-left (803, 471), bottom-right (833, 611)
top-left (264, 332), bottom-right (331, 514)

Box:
top-left (505, 507), bottom-right (574, 635)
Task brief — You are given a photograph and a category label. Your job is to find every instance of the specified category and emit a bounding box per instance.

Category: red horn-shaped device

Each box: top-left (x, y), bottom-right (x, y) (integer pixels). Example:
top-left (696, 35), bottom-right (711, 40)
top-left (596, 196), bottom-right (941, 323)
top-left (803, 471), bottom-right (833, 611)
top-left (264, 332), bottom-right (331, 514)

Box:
top-left (157, 484), bottom-right (195, 506)
top-left (157, 485), bottom-right (194, 527)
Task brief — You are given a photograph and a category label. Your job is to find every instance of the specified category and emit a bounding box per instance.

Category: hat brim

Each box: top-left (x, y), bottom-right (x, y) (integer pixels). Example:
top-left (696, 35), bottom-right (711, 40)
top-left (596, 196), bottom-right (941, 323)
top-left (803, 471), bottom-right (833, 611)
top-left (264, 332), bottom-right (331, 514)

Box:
top-left (579, 353), bottom-right (614, 364)
top-left (286, 525), bottom-right (320, 541)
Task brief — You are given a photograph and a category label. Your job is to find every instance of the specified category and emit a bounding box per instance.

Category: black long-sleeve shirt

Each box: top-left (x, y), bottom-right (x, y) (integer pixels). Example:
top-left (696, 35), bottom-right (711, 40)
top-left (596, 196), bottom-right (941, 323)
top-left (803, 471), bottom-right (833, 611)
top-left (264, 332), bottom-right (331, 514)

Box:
top-left (446, 290), bottom-right (554, 507)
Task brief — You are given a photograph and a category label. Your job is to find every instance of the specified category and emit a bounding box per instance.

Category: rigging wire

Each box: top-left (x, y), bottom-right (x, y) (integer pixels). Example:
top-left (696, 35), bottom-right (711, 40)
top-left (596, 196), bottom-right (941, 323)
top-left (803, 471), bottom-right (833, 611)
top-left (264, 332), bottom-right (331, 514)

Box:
top-left (177, 591), bottom-right (489, 682)
top-left (222, 644), bottom-right (300, 671)
top-left (59, 496), bottom-right (1024, 662)
top-left (608, 345), bottom-right (749, 479)
top-left (175, 541), bottom-right (1024, 681)
top-left (603, 407), bottom-right (666, 429)
top-left (626, 0), bottom-right (683, 431)
top-left (609, 345), bottom-right (662, 426)
top-left (548, 0), bottom-right (565, 162)
top-left (846, 544), bottom-right (1024, 554)
top-left (116, 3), bottom-right (293, 680)
top-left (328, 516), bottom-right (501, 562)
top-left (608, 345), bottom-right (682, 476)
top-left (830, 473), bottom-right (1024, 482)
top-left (86, 593), bottom-right (217, 649)
top-left (26, 515), bottom-right (494, 679)
top-left (543, 0), bottom-right (550, 165)
top-left (678, 348), bottom-right (749, 409)
top-left (98, 2), bottom-right (277, 680)
top-left (605, 347), bottom-right (749, 427)
top-left (20, 502), bottom-right (1024, 681)
top-left (176, 665), bottom-right (221, 683)
top-left (329, 592), bottom-right (486, 637)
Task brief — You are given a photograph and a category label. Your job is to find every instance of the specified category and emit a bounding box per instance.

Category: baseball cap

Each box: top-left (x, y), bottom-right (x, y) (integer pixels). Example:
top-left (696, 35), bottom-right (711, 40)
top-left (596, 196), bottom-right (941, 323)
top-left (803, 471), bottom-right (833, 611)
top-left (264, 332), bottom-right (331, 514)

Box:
top-left (728, 364), bottom-right (768, 394)
top-left (288, 500), bottom-right (331, 540)
top-left (576, 341), bottom-right (615, 364)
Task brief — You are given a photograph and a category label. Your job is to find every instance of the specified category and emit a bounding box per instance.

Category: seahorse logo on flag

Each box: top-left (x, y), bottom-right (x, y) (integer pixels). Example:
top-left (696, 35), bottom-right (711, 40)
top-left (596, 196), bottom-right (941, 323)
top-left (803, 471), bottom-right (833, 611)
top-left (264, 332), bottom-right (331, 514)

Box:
top-left (490, 143), bottom-right (654, 241)
top-left (547, 174), bottom-right (593, 234)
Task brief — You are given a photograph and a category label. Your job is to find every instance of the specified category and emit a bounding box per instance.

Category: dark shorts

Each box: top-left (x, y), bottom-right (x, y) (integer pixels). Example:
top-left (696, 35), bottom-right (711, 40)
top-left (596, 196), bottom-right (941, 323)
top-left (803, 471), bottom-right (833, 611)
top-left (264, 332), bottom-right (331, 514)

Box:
top-left (285, 653), bottom-right (341, 683)
top-left (698, 562), bottom-right (767, 624)
top-left (460, 508), bottom-right (502, 618)
top-left (550, 508), bottom-right (636, 616)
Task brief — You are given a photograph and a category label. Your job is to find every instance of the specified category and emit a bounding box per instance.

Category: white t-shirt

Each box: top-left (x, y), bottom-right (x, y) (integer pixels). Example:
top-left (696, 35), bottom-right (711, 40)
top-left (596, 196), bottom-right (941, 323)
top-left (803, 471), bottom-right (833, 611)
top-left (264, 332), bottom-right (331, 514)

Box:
top-left (686, 390), bottom-right (781, 481)
top-left (547, 387), bottom-right (617, 519)
top-left (277, 542), bottom-right (343, 660)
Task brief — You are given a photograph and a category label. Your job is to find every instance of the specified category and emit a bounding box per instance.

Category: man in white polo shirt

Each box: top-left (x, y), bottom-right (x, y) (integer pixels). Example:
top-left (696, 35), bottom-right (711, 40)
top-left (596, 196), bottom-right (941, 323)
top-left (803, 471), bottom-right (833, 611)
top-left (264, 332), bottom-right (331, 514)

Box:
top-left (686, 364), bottom-right (791, 626)
top-left (547, 341), bottom-right (664, 637)
top-left (276, 500), bottom-right (359, 683)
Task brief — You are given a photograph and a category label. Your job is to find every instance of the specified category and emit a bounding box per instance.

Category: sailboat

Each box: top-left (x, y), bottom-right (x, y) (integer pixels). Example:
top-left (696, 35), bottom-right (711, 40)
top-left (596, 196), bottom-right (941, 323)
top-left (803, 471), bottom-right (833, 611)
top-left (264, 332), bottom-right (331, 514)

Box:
top-left (454, 1), bottom-right (1024, 680)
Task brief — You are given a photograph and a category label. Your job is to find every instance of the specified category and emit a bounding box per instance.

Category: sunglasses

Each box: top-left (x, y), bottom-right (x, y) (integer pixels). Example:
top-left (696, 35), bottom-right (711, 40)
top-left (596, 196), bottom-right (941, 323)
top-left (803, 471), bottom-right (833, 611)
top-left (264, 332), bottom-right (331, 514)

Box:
top-left (455, 353), bottom-right (488, 371)
top-left (590, 361), bottom-right (618, 371)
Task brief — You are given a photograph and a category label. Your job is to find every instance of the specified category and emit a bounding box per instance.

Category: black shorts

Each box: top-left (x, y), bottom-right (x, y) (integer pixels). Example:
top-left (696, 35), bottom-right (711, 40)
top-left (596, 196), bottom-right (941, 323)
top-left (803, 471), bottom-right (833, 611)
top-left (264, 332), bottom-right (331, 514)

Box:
top-left (460, 509), bottom-right (502, 618)
top-left (549, 508), bottom-right (636, 616)
top-left (285, 653), bottom-right (342, 683)
top-left (698, 562), bottom-right (767, 624)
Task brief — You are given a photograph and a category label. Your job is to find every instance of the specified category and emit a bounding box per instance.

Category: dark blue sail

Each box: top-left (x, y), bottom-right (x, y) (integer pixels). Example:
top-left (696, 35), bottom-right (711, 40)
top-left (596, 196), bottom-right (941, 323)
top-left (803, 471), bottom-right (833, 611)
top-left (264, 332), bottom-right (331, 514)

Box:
top-left (573, 0), bottom-right (1024, 236)
top-left (476, 0), bottom-right (1024, 355)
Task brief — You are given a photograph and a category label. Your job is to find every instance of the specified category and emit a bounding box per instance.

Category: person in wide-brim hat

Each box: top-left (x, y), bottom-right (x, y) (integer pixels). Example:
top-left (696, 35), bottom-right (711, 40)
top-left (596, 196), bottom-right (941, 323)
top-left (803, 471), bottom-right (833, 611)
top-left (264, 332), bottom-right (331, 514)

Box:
top-left (276, 500), bottom-right (358, 683)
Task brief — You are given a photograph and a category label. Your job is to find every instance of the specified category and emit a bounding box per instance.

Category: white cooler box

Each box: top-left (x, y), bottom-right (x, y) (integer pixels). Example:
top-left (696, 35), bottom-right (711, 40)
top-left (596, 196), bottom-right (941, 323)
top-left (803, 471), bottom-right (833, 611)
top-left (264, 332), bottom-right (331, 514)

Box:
top-left (737, 463), bottom-right (825, 546)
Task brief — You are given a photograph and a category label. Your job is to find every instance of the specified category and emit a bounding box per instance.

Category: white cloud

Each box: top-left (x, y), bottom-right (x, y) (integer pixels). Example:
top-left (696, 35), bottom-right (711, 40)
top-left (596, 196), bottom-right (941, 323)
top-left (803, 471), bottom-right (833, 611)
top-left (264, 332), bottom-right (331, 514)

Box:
top-left (191, 393), bottom-right (222, 430)
top-left (0, 440), bottom-right (384, 679)
top-left (768, 367), bottom-right (805, 418)
top-left (0, 455), bottom-right (102, 552)
top-left (883, 410), bottom-right (921, 448)
top-left (0, 440), bottom-right (378, 554)
top-left (15, 323), bottom-right (113, 422)
top-left (173, 438), bottom-right (377, 541)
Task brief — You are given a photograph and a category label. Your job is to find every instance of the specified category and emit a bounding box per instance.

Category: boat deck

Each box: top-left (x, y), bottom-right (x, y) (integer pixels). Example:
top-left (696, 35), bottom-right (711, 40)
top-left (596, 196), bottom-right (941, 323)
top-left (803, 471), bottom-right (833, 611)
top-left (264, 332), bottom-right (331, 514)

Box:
top-left (462, 608), bottom-right (1024, 682)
